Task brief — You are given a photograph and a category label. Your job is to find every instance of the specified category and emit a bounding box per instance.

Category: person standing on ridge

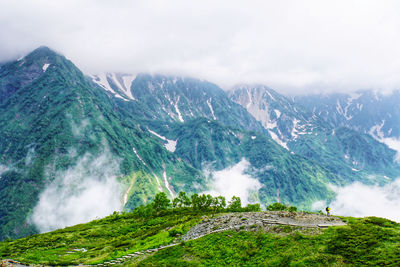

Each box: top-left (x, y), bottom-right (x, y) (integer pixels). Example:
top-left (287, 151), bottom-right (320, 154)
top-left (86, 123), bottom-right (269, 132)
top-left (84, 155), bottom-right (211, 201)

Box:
top-left (326, 206), bottom-right (330, 216)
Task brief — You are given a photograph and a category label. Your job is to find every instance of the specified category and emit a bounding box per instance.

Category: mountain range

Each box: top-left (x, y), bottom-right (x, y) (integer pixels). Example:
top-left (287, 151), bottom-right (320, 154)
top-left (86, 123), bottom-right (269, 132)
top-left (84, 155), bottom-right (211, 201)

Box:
top-left (0, 46), bottom-right (399, 240)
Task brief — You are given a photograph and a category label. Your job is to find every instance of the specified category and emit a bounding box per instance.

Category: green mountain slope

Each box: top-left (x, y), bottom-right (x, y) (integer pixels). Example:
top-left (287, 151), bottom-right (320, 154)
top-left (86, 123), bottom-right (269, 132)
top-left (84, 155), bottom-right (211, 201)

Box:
top-left (0, 47), bottom-right (204, 240)
top-left (112, 74), bottom-right (266, 133)
top-left (230, 85), bottom-right (400, 185)
top-left (146, 118), bottom-right (338, 208)
top-left (289, 127), bottom-right (400, 184)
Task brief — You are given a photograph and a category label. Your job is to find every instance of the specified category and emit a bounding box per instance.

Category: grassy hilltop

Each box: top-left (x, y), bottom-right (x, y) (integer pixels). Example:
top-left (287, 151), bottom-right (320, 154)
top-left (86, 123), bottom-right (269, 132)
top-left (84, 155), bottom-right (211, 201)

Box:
top-left (0, 193), bottom-right (399, 266)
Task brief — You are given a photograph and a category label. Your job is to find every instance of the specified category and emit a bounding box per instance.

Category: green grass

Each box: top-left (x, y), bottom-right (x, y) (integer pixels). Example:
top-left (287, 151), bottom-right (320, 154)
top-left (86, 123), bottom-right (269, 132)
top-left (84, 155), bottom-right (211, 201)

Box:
top-left (137, 216), bottom-right (400, 266)
top-left (1, 211), bottom-right (399, 266)
top-left (0, 210), bottom-right (204, 265)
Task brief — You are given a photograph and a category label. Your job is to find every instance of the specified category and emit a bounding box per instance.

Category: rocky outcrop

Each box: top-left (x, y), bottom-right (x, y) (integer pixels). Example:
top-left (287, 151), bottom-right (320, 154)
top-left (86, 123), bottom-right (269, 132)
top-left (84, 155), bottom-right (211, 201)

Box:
top-left (182, 211), bottom-right (345, 241)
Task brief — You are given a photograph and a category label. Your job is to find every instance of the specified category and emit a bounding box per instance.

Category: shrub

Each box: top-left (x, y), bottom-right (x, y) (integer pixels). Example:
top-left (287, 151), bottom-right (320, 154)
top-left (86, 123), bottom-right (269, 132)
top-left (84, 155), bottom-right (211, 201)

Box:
top-left (267, 202), bottom-right (287, 211)
top-left (364, 217), bottom-right (398, 227)
top-left (288, 206), bottom-right (297, 212)
top-left (168, 229), bottom-right (183, 237)
top-left (266, 203), bottom-right (298, 212)
top-left (243, 203), bottom-right (261, 212)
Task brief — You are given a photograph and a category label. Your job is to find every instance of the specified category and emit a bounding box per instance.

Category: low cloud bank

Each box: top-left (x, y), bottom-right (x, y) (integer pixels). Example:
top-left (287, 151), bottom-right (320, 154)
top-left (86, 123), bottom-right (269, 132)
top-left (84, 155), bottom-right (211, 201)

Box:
top-left (203, 159), bottom-right (262, 205)
top-left (380, 137), bottom-right (400, 163)
top-left (316, 179), bottom-right (400, 222)
top-left (31, 151), bottom-right (123, 233)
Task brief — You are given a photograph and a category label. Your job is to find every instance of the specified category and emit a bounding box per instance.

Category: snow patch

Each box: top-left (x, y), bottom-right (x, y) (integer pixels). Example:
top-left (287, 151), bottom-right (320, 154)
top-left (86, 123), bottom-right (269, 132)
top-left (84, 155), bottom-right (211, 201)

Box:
top-left (91, 74), bottom-right (128, 100)
top-left (122, 75), bottom-right (136, 98)
top-left (343, 92), bottom-right (362, 120)
top-left (114, 94), bottom-right (129, 101)
top-left (132, 147), bottom-right (146, 166)
top-left (92, 74), bottom-right (117, 94)
top-left (274, 109), bottom-right (281, 118)
top-left (148, 129), bottom-right (166, 140)
top-left (174, 96), bottom-right (184, 122)
top-left (269, 130), bottom-right (289, 150)
top-left (265, 89), bottom-right (276, 101)
top-left (369, 120), bottom-right (385, 139)
top-left (163, 169), bottom-right (174, 197)
top-left (117, 73), bottom-right (136, 100)
top-left (165, 140), bottom-right (177, 153)
top-left (42, 63), bottom-right (50, 72)
top-left (207, 98), bottom-right (217, 120)
top-left (266, 121), bottom-right (277, 130)
top-left (291, 118), bottom-right (300, 140)
top-left (110, 73), bottom-right (125, 92)
top-left (335, 99), bottom-right (343, 115)
top-left (148, 129), bottom-right (177, 152)
top-left (246, 89), bottom-right (252, 108)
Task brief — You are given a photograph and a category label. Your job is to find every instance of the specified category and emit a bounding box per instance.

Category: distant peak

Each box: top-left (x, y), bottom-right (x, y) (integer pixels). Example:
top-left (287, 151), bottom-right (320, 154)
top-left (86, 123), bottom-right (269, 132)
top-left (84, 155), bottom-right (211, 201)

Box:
top-left (25, 46), bottom-right (60, 60)
top-left (34, 46), bottom-right (53, 52)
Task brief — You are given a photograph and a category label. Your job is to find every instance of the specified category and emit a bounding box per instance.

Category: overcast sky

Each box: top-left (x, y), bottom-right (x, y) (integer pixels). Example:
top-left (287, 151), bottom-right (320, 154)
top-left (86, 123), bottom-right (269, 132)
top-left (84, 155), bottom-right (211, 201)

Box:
top-left (1, 0), bottom-right (400, 94)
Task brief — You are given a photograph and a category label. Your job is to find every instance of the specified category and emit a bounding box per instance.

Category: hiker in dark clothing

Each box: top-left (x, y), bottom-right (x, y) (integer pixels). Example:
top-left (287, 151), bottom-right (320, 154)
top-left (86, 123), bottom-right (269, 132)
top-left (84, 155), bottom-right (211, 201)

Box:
top-left (326, 206), bottom-right (330, 216)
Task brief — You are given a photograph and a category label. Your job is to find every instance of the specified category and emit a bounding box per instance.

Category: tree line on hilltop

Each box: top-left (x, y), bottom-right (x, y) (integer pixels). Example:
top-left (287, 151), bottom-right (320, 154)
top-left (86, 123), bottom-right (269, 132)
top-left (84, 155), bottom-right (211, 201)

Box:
top-left (130, 191), bottom-right (298, 218)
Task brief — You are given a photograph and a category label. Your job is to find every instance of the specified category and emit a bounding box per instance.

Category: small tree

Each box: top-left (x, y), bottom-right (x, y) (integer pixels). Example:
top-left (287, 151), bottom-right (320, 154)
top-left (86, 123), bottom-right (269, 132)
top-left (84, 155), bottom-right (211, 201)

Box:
top-left (204, 194), bottom-right (214, 210)
top-left (228, 196), bottom-right (242, 212)
top-left (214, 196), bottom-right (226, 211)
top-left (173, 191), bottom-right (191, 208)
top-left (191, 193), bottom-right (200, 210)
top-left (152, 192), bottom-right (171, 211)
top-left (288, 206), bottom-right (297, 212)
top-left (134, 204), bottom-right (154, 217)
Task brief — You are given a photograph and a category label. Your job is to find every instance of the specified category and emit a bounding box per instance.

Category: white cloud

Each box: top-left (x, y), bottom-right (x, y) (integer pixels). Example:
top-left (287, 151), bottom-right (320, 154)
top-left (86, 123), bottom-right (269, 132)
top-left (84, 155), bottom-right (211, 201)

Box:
top-left (31, 150), bottom-right (123, 233)
top-left (1, 1), bottom-right (400, 94)
top-left (203, 159), bottom-right (262, 205)
top-left (311, 200), bottom-right (327, 211)
top-left (326, 179), bottom-right (400, 222)
top-left (378, 137), bottom-right (400, 163)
